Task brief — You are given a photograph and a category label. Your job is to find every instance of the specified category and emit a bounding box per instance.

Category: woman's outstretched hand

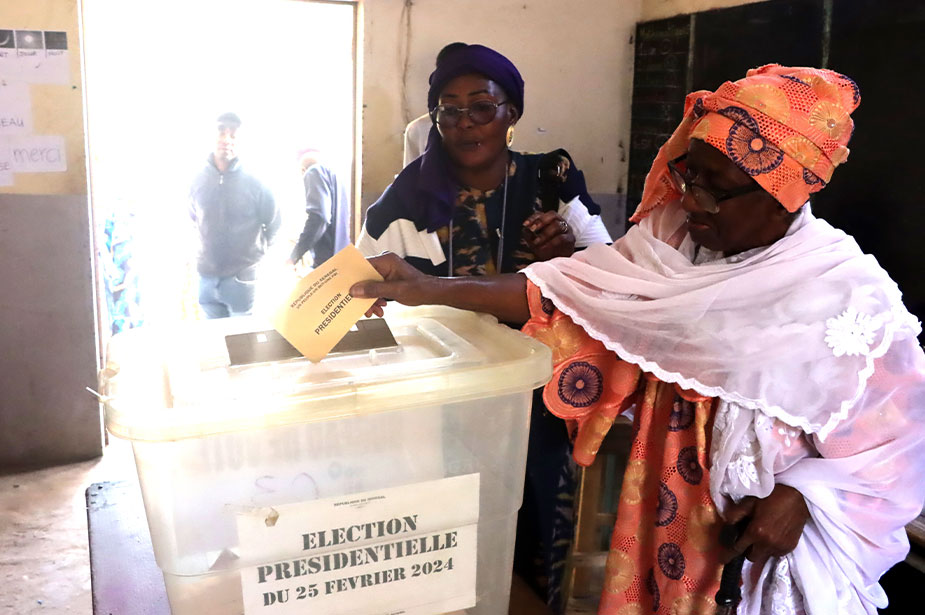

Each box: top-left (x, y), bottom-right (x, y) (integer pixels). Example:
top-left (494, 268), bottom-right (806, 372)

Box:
top-left (350, 253), bottom-right (431, 317)
top-left (350, 253), bottom-right (531, 324)
top-left (523, 211), bottom-right (575, 261)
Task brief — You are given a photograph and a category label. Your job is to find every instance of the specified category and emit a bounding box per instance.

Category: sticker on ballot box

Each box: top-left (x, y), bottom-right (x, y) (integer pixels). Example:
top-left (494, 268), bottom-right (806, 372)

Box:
top-left (238, 474), bottom-right (479, 615)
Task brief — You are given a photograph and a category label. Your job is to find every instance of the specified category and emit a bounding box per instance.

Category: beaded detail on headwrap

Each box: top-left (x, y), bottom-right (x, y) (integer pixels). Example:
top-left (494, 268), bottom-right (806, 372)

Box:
top-left (631, 64), bottom-right (861, 221)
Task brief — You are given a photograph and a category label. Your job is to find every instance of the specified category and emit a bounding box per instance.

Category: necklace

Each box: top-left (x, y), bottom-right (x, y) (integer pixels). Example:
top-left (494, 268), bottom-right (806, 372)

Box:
top-left (448, 160), bottom-right (510, 277)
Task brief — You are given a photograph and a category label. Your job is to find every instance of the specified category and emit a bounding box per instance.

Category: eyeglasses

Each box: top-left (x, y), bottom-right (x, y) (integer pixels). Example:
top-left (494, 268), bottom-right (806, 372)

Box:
top-left (430, 100), bottom-right (509, 127)
top-left (666, 154), bottom-right (763, 213)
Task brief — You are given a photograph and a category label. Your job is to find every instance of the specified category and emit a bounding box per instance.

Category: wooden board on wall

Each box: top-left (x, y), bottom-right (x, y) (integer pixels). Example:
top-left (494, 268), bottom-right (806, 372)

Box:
top-left (691, 0), bottom-right (824, 91)
top-left (627, 15), bottom-right (691, 215)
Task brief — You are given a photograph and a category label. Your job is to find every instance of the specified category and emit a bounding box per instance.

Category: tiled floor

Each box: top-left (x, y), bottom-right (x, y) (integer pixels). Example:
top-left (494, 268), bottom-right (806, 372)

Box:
top-left (0, 438), bottom-right (137, 614)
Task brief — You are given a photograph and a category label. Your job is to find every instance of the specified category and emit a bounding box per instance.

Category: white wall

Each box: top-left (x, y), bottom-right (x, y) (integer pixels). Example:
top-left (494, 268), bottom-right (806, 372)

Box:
top-left (641, 0), bottom-right (763, 21)
top-left (360, 0), bottom-right (643, 213)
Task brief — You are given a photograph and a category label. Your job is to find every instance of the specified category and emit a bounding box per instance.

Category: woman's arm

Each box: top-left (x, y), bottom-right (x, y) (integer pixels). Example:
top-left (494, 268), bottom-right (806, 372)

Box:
top-left (350, 253), bottom-right (530, 325)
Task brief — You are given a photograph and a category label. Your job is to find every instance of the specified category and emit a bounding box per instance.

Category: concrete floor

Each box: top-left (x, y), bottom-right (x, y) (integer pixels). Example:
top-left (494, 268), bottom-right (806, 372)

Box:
top-left (0, 437), bottom-right (137, 614)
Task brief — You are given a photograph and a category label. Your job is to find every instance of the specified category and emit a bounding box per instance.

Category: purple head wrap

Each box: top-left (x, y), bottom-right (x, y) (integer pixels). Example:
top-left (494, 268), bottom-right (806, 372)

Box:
top-left (426, 44), bottom-right (525, 119)
top-left (392, 44), bottom-right (525, 233)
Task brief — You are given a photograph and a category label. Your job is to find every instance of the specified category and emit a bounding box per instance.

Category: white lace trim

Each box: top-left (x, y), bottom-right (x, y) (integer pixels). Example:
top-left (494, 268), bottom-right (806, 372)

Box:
top-left (714, 400), bottom-right (736, 433)
top-left (760, 556), bottom-right (805, 615)
top-left (714, 404), bottom-right (763, 492)
top-left (525, 272), bottom-right (922, 442)
top-left (731, 454), bottom-right (760, 489)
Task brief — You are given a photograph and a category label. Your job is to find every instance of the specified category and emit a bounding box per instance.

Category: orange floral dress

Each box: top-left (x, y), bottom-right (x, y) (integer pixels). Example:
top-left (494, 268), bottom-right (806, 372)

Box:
top-left (522, 281), bottom-right (726, 615)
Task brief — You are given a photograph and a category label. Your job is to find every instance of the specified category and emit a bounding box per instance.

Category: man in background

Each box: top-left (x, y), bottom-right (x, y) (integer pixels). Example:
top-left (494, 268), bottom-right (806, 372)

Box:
top-left (189, 112), bottom-right (280, 318)
top-left (286, 150), bottom-right (351, 270)
top-left (401, 41), bottom-right (467, 167)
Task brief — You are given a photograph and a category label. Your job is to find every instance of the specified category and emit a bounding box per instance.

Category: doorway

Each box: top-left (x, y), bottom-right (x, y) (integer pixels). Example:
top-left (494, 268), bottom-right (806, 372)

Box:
top-left (82, 0), bottom-right (357, 335)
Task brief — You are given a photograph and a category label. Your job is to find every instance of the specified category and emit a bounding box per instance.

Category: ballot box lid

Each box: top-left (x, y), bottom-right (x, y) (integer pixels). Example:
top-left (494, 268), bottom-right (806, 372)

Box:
top-left (101, 305), bottom-right (551, 442)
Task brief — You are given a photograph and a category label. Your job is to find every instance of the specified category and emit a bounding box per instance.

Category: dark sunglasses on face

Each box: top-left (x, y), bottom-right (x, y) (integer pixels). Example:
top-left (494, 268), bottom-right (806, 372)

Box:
top-left (667, 154), bottom-right (764, 214)
top-left (431, 100), bottom-right (509, 127)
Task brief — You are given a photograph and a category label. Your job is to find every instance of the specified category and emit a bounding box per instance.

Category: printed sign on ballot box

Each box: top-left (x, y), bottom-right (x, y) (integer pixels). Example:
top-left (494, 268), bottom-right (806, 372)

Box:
top-left (237, 474), bottom-right (479, 615)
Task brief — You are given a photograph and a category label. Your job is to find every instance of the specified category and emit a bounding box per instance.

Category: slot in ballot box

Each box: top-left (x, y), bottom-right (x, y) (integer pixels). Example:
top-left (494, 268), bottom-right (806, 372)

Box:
top-left (101, 305), bottom-right (552, 615)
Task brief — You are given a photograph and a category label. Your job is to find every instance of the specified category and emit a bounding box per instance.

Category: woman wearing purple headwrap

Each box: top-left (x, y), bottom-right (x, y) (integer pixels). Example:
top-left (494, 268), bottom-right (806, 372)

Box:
top-left (358, 44), bottom-right (612, 610)
top-left (358, 44), bottom-right (610, 277)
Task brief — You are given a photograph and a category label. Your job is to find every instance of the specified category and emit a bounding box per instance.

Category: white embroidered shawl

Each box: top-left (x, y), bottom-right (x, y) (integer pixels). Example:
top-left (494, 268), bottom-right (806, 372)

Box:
top-left (523, 202), bottom-right (921, 440)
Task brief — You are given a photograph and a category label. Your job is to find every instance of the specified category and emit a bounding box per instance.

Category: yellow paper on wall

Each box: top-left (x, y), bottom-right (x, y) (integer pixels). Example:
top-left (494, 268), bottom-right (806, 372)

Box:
top-left (273, 245), bottom-right (383, 362)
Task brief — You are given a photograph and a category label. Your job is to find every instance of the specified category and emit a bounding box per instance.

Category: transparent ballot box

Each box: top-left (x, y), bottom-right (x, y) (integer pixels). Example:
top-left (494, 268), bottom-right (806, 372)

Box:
top-left (101, 306), bottom-right (552, 615)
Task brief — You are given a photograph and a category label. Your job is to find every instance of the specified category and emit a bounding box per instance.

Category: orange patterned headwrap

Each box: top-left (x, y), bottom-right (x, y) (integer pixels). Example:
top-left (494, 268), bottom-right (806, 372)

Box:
top-left (631, 64), bottom-right (861, 221)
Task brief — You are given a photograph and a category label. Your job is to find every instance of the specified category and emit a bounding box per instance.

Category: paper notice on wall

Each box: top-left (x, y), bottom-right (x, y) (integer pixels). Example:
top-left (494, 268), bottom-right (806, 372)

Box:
top-left (0, 29), bottom-right (70, 85)
top-left (6, 135), bottom-right (66, 173)
top-left (238, 473), bottom-right (480, 615)
top-left (274, 244), bottom-right (383, 362)
top-left (0, 82), bottom-right (31, 135)
top-left (0, 29), bottom-right (17, 80)
top-left (0, 141), bottom-right (12, 186)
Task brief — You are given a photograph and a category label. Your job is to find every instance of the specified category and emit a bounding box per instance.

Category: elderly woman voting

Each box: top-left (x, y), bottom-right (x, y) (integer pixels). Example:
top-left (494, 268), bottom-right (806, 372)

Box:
top-left (352, 65), bottom-right (925, 615)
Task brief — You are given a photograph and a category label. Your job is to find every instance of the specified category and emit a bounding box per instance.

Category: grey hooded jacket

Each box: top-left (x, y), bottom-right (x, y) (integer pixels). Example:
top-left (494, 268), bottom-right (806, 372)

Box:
top-left (189, 155), bottom-right (281, 278)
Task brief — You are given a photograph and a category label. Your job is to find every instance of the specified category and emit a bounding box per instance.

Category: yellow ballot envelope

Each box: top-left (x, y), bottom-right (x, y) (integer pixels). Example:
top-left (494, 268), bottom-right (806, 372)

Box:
top-left (274, 245), bottom-right (383, 362)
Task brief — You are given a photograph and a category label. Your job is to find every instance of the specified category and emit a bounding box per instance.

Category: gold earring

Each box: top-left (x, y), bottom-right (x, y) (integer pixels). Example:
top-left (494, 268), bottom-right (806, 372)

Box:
top-left (506, 125), bottom-right (515, 148)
